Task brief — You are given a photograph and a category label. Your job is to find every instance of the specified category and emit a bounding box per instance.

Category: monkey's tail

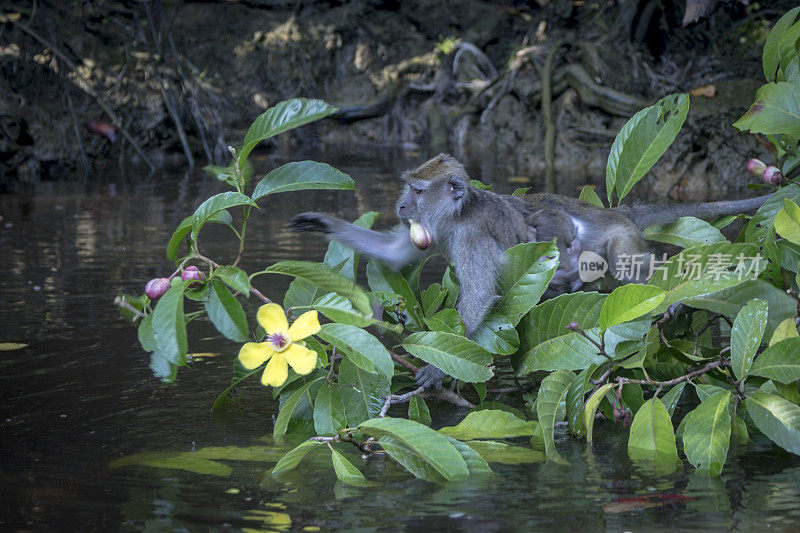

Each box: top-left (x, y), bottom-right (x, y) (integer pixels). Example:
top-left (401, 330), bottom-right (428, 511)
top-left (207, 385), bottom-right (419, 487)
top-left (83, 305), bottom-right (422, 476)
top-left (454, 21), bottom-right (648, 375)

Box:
top-left (617, 194), bottom-right (772, 229)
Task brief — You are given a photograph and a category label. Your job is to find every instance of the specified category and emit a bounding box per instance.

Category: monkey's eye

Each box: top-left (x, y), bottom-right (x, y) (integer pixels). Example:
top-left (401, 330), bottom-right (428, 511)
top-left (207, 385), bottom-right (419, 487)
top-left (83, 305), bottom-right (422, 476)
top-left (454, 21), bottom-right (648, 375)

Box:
top-left (411, 187), bottom-right (423, 195)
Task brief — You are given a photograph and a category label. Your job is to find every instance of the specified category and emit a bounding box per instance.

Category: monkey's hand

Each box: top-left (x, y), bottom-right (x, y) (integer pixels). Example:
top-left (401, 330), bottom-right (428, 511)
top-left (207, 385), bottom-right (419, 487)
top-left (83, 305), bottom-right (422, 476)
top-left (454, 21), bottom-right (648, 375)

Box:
top-left (415, 364), bottom-right (445, 390)
top-left (290, 212), bottom-right (334, 234)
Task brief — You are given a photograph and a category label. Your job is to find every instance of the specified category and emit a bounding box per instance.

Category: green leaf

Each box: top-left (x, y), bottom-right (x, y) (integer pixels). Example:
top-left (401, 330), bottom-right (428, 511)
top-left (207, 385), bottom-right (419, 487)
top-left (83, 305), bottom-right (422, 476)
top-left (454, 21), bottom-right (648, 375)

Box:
top-left (769, 318), bottom-right (799, 346)
top-left (370, 263), bottom-right (424, 328)
top-left (648, 243), bottom-right (765, 313)
top-left (272, 441), bottom-right (323, 476)
top-left (747, 184), bottom-right (800, 235)
top-left (598, 284), bottom-right (666, 331)
top-left (420, 283), bottom-right (446, 317)
top-left (337, 357), bottom-right (390, 425)
top-left (512, 187), bottom-right (530, 196)
top-left (238, 98), bottom-right (337, 167)
top-left (211, 365), bottom-right (263, 410)
top-left (519, 291), bottom-right (606, 345)
top-left (360, 417), bottom-right (470, 480)
top-left (694, 383), bottom-right (728, 403)
top-left (734, 82), bottom-right (800, 137)
top-left (585, 383), bottom-right (614, 443)
top-left (566, 367), bottom-right (596, 437)
top-left (137, 313), bottom-right (158, 352)
top-left (330, 449), bottom-right (374, 486)
top-left (314, 384), bottom-right (347, 435)
top-left (463, 440), bottom-right (544, 464)
top-left (205, 280), bottom-right (249, 342)
top-left (312, 293), bottom-right (374, 328)
top-left (408, 396), bottom-right (431, 426)
top-left (213, 265), bottom-right (250, 296)
top-left (265, 261), bottom-right (371, 315)
top-left (496, 241), bottom-right (559, 325)
top-left (606, 93), bottom-right (689, 203)
top-left (763, 7), bottom-right (800, 81)
top-left (686, 279), bottom-right (795, 341)
top-left (402, 331), bottom-right (493, 383)
top-left (661, 382), bottom-right (686, 417)
top-left (470, 310), bottom-right (520, 356)
top-left (152, 280), bottom-right (190, 365)
top-left (252, 161), bottom-right (355, 200)
top-left (443, 436), bottom-right (493, 474)
top-left (378, 436), bottom-right (447, 483)
top-left (682, 391), bottom-right (732, 476)
top-left (730, 299), bottom-right (769, 381)
top-left (273, 376), bottom-right (325, 437)
top-left (424, 309), bottom-right (465, 335)
top-left (438, 410), bottom-right (538, 440)
top-left (751, 338), bottom-right (800, 384)
top-left (109, 453), bottom-right (232, 477)
top-left (442, 267), bottom-right (459, 309)
top-left (578, 185), bottom-right (604, 207)
top-left (284, 278), bottom-right (326, 310)
top-left (644, 217), bottom-right (726, 248)
top-left (627, 398), bottom-right (679, 464)
top-left (519, 319), bottom-right (649, 374)
top-left (149, 351), bottom-right (178, 382)
top-left (167, 210), bottom-right (232, 261)
top-left (745, 391), bottom-right (800, 455)
top-left (536, 370), bottom-right (575, 461)
top-left (318, 323), bottom-right (393, 379)
top-left (191, 192), bottom-right (257, 243)
top-left (774, 199), bottom-right (800, 245)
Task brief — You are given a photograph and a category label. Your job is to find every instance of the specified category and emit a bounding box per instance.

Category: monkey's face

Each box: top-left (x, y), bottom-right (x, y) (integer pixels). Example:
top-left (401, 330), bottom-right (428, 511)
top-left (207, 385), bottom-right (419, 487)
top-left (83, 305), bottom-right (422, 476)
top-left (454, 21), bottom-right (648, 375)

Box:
top-left (396, 176), bottom-right (467, 234)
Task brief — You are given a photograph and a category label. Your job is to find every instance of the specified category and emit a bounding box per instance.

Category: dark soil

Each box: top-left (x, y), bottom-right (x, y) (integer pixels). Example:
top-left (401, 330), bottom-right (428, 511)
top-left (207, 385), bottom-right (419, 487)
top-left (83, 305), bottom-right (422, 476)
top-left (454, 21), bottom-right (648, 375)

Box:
top-left (0, 1), bottom-right (795, 198)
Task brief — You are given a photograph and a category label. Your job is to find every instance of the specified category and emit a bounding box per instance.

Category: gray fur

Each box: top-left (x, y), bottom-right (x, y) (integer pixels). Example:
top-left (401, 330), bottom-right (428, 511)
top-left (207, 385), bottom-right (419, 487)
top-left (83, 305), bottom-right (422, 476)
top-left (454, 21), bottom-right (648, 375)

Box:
top-left (290, 154), bottom-right (771, 389)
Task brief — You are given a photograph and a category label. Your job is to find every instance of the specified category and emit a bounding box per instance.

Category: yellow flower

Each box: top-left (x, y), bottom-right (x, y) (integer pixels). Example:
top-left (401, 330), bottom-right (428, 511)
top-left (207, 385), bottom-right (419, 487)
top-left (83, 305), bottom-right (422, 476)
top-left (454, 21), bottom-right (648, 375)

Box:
top-left (238, 303), bottom-right (321, 387)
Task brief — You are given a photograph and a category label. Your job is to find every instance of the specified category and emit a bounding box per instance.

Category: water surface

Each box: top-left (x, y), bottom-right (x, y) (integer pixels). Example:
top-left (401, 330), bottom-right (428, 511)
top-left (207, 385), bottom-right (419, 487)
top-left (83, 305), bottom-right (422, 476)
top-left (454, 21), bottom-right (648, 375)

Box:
top-left (2, 150), bottom-right (799, 531)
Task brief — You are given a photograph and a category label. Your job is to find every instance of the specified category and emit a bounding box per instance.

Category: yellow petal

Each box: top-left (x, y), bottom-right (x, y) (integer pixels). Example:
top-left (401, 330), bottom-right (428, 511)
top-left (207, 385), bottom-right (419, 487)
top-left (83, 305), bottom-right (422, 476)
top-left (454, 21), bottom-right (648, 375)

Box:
top-left (257, 303), bottom-right (288, 334)
top-left (238, 342), bottom-right (273, 369)
top-left (261, 354), bottom-right (289, 387)
top-left (287, 310), bottom-right (321, 341)
top-left (282, 343), bottom-right (318, 375)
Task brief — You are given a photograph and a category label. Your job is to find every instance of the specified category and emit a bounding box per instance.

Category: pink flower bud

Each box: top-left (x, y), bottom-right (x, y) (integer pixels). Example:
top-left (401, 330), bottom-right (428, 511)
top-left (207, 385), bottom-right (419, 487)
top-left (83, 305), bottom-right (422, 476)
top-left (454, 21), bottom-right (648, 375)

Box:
top-left (181, 265), bottom-right (205, 283)
top-left (567, 321), bottom-right (579, 331)
top-left (746, 158), bottom-right (767, 178)
top-left (409, 221), bottom-right (432, 250)
top-left (763, 166), bottom-right (785, 186)
top-left (145, 278), bottom-right (171, 300)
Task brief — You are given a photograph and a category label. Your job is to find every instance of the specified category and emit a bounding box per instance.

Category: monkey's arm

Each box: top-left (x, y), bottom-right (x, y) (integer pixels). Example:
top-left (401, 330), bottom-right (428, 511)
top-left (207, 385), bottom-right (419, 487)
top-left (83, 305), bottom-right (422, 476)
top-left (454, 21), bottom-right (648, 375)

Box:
top-left (290, 212), bottom-right (428, 271)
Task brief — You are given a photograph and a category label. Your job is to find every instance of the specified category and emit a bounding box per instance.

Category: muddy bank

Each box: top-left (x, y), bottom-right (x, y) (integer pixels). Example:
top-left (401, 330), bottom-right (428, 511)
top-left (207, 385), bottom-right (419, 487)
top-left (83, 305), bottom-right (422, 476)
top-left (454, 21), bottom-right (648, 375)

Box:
top-left (0, 1), bottom-right (794, 198)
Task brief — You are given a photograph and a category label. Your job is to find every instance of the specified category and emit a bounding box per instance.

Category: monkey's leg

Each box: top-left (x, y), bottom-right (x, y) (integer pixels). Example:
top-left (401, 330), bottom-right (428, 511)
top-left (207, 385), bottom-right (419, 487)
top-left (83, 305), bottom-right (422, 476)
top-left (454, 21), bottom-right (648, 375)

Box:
top-left (291, 212), bottom-right (428, 270)
top-left (416, 243), bottom-right (501, 390)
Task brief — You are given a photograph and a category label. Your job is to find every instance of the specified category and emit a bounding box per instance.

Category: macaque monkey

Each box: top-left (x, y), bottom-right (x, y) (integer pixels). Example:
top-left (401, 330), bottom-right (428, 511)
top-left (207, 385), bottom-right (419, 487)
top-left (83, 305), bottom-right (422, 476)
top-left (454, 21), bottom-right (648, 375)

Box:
top-left (291, 154), bottom-right (770, 389)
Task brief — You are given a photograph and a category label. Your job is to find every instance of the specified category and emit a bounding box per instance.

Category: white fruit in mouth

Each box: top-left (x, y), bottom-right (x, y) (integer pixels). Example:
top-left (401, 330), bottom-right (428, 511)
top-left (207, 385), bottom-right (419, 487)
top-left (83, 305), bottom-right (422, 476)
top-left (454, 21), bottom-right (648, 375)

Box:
top-left (409, 220), bottom-right (432, 250)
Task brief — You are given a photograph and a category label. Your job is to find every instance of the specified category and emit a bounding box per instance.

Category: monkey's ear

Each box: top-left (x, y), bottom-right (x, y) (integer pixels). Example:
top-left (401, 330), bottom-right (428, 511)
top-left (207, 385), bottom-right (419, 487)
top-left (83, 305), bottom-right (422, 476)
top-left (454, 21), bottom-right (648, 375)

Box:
top-left (448, 176), bottom-right (466, 200)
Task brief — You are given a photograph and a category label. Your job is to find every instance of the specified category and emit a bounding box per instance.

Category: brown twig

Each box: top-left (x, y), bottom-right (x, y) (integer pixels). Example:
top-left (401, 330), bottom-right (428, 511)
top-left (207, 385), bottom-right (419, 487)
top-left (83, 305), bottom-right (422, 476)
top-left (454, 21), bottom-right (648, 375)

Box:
top-left (390, 352), bottom-right (419, 374)
top-left (379, 387), bottom-right (426, 417)
top-left (378, 384), bottom-right (475, 417)
top-left (617, 357), bottom-right (731, 388)
top-left (486, 383), bottom-right (535, 394)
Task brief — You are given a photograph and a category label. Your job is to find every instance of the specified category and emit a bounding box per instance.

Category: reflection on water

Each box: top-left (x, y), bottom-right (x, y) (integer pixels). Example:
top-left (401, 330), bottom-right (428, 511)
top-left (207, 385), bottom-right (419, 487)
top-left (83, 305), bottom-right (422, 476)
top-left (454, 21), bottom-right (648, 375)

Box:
top-left (1, 149), bottom-right (799, 531)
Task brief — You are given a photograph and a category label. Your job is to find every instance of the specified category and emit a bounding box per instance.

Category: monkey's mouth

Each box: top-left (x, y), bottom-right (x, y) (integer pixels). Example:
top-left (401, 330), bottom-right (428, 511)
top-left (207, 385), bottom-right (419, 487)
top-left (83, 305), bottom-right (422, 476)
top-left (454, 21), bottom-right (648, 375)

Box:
top-left (399, 217), bottom-right (411, 227)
